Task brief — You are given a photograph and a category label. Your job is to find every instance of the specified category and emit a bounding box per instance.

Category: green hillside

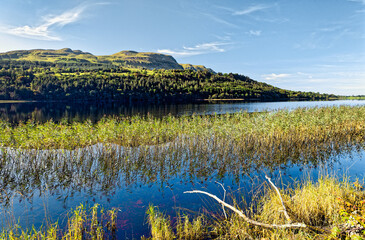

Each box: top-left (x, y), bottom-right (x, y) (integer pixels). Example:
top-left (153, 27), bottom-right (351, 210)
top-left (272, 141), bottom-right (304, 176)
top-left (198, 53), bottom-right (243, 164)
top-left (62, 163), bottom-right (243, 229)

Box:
top-left (0, 48), bottom-right (98, 64)
top-left (180, 63), bottom-right (215, 73)
top-left (0, 48), bottom-right (212, 71)
top-left (0, 59), bottom-right (337, 102)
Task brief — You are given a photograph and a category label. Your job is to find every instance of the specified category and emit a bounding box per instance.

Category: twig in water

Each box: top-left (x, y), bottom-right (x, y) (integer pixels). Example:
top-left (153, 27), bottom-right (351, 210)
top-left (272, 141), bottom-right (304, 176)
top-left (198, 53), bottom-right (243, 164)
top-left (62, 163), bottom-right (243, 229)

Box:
top-left (265, 175), bottom-right (291, 223)
top-left (215, 181), bottom-right (227, 219)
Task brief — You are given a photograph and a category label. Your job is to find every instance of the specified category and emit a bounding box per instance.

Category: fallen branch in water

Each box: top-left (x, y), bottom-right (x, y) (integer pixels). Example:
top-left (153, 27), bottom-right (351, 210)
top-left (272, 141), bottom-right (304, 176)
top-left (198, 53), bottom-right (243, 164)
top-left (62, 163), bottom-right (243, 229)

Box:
top-left (184, 176), bottom-right (307, 229)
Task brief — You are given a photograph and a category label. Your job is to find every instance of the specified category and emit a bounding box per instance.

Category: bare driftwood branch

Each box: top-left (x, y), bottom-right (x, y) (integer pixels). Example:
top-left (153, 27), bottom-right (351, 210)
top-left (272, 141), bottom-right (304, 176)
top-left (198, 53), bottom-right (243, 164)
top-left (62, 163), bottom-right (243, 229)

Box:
top-left (184, 190), bottom-right (307, 229)
top-left (265, 175), bottom-right (291, 223)
top-left (215, 181), bottom-right (227, 219)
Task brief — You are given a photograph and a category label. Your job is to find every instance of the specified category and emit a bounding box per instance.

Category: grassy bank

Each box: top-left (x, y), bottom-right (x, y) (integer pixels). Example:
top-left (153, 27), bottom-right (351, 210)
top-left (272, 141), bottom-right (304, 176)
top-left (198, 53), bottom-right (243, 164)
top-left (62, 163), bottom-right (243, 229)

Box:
top-left (146, 176), bottom-right (365, 240)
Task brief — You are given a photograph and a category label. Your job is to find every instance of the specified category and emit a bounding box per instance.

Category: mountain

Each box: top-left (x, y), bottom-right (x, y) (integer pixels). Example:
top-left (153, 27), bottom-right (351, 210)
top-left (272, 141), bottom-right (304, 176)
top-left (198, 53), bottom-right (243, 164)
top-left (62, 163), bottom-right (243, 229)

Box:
top-left (0, 48), bottom-right (97, 63)
top-left (105, 50), bottom-right (183, 70)
top-left (0, 48), bottom-right (338, 103)
top-left (0, 48), bottom-right (212, 71)
top-left (180, 63), bottom-right (215, 73)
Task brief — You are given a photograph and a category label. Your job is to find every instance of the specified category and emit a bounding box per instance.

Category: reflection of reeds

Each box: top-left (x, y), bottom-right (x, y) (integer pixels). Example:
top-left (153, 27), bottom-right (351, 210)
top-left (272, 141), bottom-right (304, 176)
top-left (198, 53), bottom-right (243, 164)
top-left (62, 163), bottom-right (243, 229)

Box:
top-left (0, 106), bottom-right (364, 203)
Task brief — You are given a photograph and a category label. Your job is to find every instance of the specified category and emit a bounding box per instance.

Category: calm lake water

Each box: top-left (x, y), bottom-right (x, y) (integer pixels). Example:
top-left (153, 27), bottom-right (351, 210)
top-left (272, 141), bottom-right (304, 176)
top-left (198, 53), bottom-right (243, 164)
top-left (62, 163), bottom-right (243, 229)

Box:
top-left (0, 100), bottom-right (364, 239)
top-left (0, 99), bottom-right (365, 122)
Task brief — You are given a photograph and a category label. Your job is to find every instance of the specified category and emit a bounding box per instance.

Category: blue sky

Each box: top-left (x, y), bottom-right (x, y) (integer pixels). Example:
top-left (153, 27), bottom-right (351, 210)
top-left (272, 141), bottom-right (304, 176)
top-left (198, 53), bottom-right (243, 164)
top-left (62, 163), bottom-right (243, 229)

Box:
top-left (0, 0), bottom-right (364, 95)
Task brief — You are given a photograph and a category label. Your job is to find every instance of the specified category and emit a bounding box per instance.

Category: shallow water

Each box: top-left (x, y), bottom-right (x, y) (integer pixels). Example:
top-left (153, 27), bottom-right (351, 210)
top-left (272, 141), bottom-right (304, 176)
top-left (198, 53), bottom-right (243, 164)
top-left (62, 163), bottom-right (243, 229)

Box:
top-left (0, 100), bottom-right (365, 239)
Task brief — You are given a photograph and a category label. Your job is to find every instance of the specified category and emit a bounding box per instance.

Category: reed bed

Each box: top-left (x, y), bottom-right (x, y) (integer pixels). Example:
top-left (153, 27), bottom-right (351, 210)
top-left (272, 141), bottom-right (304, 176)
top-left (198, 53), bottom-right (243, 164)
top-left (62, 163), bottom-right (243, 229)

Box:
top-left (0, 105), bottom-right (364, 150)
top-left (0, 106), bottom-right (364, 204)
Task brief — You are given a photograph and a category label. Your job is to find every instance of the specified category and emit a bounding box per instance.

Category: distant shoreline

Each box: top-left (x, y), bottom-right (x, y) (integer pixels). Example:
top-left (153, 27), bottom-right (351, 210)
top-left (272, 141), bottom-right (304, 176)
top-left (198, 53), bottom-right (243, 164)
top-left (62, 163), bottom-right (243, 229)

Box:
top-left (0, 98), bottom-right (362, 105)
top-left (0, 98), bottom-right (348, 104)
top-left (0, 100), bottom-right (39, 103)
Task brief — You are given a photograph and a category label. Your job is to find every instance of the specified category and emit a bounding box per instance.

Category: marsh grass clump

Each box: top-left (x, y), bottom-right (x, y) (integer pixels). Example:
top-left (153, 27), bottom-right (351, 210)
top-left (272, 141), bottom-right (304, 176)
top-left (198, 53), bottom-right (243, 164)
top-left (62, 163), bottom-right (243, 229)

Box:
top-left (259, 176), bottom-right (353, 227)
top-left (176, 214), bottom-right (206, 240)
top-left (146, 205), bottom-right (175, 239)
top-left (145, 205), bottom-right (208, 240)
top-left (252, 176), bottom-right (365, 239)
top-left (147, 176), bottom-right (365, 239)
top-left (0, 204), bottom-right (118, 240)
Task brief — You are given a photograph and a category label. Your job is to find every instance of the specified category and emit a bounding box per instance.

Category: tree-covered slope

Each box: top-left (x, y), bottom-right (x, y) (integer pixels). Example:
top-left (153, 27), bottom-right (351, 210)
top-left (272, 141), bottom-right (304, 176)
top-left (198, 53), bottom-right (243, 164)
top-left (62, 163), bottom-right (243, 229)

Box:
top-left (0, 60), bottom-right (337, 102)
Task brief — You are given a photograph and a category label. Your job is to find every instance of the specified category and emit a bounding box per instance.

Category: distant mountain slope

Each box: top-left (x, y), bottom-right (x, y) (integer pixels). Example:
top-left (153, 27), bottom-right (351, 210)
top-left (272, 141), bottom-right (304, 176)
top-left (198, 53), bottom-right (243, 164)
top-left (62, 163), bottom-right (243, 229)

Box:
top-left (104, 50), bottom-right (183, 69)
top-left (0, 48), bottom-right (211, 71)
top-left (180, 63), bottom-right (215, 73)
top-left (0, 48), bottom-right (98, 63)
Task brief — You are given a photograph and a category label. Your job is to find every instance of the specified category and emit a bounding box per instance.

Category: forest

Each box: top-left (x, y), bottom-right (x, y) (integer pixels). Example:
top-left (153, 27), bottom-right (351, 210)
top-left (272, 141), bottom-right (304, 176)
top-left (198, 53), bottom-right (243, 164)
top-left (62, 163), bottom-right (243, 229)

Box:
top-left (0, 60), bottom-right (337, 102)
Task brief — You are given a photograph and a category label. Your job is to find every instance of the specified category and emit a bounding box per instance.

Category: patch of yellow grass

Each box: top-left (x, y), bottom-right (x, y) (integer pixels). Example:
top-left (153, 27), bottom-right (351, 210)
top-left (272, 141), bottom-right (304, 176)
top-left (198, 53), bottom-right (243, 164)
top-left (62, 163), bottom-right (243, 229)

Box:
top-left (147, 176), bottom-right (365, 240)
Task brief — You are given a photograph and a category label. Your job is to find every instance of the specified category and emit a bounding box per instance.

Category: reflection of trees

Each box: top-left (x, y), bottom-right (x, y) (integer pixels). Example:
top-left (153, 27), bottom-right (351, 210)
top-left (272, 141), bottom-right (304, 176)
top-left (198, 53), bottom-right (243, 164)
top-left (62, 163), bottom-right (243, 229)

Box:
top-left (0, 133), bottom-right (363, 206)
top-left (0, 102), bottom-right (207, 123)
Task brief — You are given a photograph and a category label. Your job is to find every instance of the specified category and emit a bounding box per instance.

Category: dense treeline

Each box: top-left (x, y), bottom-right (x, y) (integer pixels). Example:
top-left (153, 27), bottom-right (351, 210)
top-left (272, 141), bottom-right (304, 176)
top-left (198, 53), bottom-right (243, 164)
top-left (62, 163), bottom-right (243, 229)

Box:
top-left (0, 60), bottom-right (337, 102)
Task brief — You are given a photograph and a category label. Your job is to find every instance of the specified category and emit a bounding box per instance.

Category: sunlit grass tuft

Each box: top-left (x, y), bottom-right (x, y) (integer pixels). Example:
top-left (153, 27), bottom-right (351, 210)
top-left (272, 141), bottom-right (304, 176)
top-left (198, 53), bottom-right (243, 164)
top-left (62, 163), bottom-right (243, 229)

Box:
top-left (146, 205), bottom-right (175, 239)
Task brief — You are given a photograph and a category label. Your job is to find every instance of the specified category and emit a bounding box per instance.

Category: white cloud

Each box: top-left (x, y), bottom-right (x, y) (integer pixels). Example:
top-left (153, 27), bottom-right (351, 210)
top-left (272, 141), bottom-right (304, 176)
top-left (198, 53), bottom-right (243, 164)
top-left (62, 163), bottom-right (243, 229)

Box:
top-left (2, 2), bottom-right (108, 41)
top-left (213, 4), bottom-right (281, 22)
top-left (297, 72), bottom-right (313, 79)
top-left (7, 25), bottom-right (62, 41)
top-left (233, 4), bottom-right (271, 16)
top-left (44, 7), bottom-right (86, 27)
top-left (214, 35), bottom-right (232, 41)
top-left (202, 13), bottom-right (239, 28)
top-left (247, 30), bottom-right (261, 36)
top-left (158, 42), bottom-right (230, 57)
top-left (262, 73), bottom-right (291, 80)
top-left (348, 0), bottom-right (365, 5)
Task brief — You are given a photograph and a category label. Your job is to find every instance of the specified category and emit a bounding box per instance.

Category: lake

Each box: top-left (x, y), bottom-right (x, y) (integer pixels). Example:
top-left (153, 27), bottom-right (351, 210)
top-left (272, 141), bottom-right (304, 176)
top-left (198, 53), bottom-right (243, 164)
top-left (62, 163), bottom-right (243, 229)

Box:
top-left (0, 100), bottom-right (364, 239)
top-left (1, 99), bottom-right (365, 122)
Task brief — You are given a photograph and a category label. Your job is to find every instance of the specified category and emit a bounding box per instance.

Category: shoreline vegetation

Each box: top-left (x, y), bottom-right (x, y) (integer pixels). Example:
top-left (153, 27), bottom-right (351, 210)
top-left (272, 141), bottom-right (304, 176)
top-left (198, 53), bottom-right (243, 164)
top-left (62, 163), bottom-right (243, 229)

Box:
top-left (0, 106), bottom-right (364, 239)
top-left (1, 175), bottom-right (364, 239)
top-left (0, 97), bottom-right (363, 105)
